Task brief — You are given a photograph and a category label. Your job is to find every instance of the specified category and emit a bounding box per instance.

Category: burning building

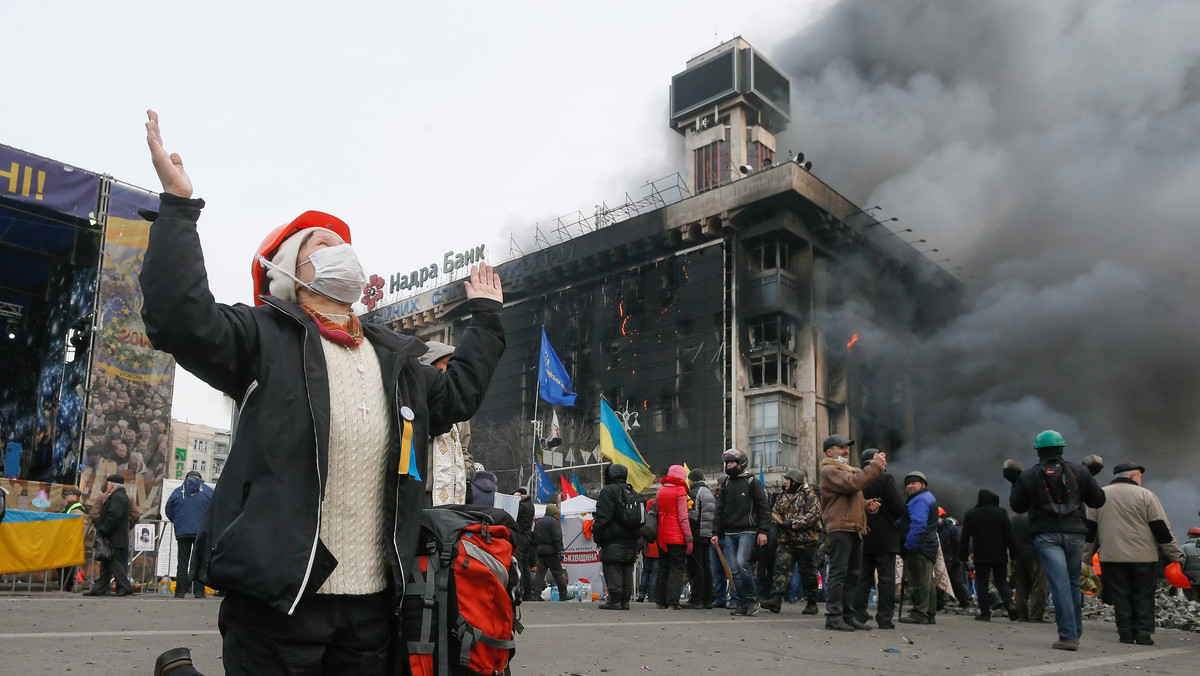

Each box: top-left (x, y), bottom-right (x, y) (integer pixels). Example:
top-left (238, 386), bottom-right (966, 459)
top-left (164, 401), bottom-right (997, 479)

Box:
top-left (365, 38), bottom-right (959, 483)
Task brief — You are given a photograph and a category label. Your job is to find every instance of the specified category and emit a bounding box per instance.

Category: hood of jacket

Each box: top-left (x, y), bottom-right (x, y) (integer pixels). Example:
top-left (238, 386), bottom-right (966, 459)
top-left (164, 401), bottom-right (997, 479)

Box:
top-left (977, 489), bottom-right (999, 506)
top-left (184, 476), bottom-right (205, 495)
top-left (606, 464), bottom-right (629, 485)
top-left (472, 470), bottom-right (498, 494)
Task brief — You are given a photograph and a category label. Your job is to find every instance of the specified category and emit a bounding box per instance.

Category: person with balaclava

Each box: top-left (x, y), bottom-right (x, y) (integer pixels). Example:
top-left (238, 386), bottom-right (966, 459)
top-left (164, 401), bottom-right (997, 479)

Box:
top-left (593, 464), bottom-right (641, 609)
top-left (138, 111), bottom-right (505, 674)
top-left (1008, 430), bottom-right (1106, 652)
top-left (419, 341), bottom-right (473, 506)
top-left (711, 448), bottom-right (771, 617)
top-left (761, 468), bottom-right (823, 615)
top-left (165, 470), bottom-right (214, 598)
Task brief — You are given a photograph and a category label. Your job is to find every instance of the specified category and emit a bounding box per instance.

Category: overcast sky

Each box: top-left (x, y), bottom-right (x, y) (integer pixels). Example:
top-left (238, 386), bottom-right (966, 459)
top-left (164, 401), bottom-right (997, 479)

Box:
top-left (5, 0), bottom-right (822, 427)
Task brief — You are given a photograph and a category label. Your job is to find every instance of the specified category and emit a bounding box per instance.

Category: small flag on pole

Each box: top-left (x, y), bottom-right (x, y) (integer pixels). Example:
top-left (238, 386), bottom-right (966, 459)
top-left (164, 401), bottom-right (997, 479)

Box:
top-left (534, 459), bottom-right (554, 502)
top-left (538, 329), bottom-right (577, 406)
top-left (561, 474), bottom-right (579, 499)
top-left (571, 471), bottom-right (588, 496)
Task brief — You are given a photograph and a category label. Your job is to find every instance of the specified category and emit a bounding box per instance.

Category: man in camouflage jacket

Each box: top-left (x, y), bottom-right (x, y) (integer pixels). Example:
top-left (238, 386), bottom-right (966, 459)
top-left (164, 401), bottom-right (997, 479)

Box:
top-left (761, 469), bottom-right (823, 614)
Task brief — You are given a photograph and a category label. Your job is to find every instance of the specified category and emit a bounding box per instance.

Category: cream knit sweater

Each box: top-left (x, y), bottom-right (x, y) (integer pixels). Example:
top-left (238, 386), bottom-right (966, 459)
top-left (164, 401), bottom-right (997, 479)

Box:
top-left (316, 336), bottom-right (391, 595)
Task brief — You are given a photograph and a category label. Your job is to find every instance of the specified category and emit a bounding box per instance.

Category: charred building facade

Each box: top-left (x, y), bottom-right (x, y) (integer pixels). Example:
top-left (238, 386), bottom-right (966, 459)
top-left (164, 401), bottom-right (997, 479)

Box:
top-left (366, 38), bottom-right (958, 482)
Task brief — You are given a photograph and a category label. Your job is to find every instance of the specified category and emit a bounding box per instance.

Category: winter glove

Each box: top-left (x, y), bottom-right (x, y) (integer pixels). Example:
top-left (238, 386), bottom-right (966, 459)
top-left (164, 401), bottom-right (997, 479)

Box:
top-left (686, 542), bottom-right (693, 555)
top-left (1081, 454), bottom-right (1104, 476)
top-left (792, 520), bottom-right (804, 531)
top-left (1002, 459), bottom-right (1023, 484)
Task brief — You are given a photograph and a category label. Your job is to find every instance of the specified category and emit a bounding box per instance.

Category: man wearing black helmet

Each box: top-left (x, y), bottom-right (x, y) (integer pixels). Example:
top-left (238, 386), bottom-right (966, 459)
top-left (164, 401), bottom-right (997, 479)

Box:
top-left (818, 435), bottom-right (887, 631)
top-left (760, 468), bottom-right (822, 614)
top-left (710, 448), bottom-right (771, 616)
top-left (1008, 430), bottom-right (1106, 652)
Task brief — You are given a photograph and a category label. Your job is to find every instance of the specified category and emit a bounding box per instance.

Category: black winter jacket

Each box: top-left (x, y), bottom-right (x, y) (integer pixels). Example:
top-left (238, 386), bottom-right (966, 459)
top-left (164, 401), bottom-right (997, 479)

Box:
top-left (96, 486), bottom-right (131, 548)
top-left (713, 473), bottom-right (770, 537)
top-left (515, 497), bottom-right (535, 553)
top-left (593, 465), bottom-right (640, 563)
top-left (534, 514), bottom-right (565, 558)
top-left (1009, 455), bottom-right (1106, 536)
top-left (862, 472), bottom-right (906, 554)
top-left (139, 194), bottom-right (505, 615)
top-left (959, 489), bottom-right (1015, 564)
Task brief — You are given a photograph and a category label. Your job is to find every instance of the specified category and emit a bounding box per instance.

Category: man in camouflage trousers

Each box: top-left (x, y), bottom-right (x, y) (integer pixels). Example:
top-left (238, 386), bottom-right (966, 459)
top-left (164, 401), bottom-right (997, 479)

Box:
top-left (761, 469), bottom-right (823, 614)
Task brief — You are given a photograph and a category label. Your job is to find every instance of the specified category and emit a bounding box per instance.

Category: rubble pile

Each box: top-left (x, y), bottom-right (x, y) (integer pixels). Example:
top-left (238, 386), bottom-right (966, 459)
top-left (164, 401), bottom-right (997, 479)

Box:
top-left (1092, 590), bottom-right (1200, 632)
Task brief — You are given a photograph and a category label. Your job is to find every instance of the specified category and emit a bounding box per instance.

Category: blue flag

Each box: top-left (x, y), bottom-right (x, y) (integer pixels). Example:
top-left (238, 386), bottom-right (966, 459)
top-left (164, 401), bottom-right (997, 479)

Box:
top-left (571, 471), bottom-right (588, 497)
top-left (538, 328), bottom-right (576, 406)
top-left (759, 464), bottom-right (765, 485)
top-left (534, 458), bottom-right (554, 503)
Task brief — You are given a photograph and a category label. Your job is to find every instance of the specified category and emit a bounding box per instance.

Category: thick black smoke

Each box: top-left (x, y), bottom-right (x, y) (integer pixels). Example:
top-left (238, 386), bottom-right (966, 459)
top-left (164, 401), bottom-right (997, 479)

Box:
top-left (775, 0), bottom-right (1200, 531)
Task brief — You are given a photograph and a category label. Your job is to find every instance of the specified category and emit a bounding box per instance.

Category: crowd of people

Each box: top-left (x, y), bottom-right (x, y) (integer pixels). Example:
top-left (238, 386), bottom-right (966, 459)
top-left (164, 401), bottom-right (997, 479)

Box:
top-left (515, 431), bottom-right (1197, 655)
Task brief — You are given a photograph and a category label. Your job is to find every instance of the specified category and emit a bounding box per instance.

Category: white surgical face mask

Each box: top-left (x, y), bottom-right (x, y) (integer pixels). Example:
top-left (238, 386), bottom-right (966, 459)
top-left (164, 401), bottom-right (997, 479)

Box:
top-left (835, 456), bottom-right (850, 465)
top-left (260, 243), bottom-right (366, 304)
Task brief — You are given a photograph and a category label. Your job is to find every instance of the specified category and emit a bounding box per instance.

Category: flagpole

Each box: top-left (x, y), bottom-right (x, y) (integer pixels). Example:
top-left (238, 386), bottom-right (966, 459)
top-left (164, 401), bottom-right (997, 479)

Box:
top-left (532, 326), bottom-right (543, 493)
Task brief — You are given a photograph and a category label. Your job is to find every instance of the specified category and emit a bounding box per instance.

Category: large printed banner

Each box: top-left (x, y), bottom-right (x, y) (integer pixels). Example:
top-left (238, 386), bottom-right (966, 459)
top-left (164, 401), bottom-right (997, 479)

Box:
top-left (0, 143), bottom-right (102, 219)
top-left (82, 182), bottom-right (176, 521)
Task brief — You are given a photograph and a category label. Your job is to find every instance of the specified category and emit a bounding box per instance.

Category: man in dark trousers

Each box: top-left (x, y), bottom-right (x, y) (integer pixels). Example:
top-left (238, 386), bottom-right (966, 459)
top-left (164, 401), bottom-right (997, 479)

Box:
top-left (851, 448), bottom-right (906, 629)
top-left (711, 448), bottom-right (771, 616)
top-left (1010, 511), bottom-right (1048, 622)
top-left (898, 471), bottom-right (940, 625)
top-left (514, 487), bottom-right (536, 601)
top-left (959, 489), bottom-right (1016, 621)
top-left (684, 469), bottom-right (715, 609)
top-left (818, 435), bottom-right (886, 631)
top-left (532, 504), bottom-right (574, 601)
top-left (165, 470), bottom-right (214, 598)
top-left (83, 474), bottom-right (134, 597)
top-left (1008, 430), bottom-right (1106, 651)
top-left (593, 464), bottom-right (641, 610)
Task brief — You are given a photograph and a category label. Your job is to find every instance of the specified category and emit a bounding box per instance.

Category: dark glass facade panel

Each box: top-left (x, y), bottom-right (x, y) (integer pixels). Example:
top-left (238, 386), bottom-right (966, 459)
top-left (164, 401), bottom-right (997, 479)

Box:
top-left (473, 244), bottom-right (727, 474)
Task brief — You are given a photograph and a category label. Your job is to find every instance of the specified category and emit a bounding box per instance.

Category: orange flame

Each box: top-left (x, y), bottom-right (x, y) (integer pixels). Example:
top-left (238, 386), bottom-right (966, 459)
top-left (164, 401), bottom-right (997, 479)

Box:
top-left (846, 334), bottom-right (859, 348)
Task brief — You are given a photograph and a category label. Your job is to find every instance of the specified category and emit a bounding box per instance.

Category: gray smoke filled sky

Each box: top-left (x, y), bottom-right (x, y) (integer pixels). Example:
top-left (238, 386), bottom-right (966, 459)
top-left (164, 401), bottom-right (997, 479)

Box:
top-left (775, 0), bottom-right (1200, 534)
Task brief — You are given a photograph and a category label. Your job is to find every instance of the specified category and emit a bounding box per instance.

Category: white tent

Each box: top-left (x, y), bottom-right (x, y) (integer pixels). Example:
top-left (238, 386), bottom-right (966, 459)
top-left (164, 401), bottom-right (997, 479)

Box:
top-left (532, 495), bottom-right (602, 599)
top-left (559, 495), bottom-right (596, 516)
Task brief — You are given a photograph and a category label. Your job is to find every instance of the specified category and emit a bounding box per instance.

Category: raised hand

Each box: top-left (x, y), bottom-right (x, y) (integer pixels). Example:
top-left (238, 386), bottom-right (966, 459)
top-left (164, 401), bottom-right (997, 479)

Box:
top-left (463, 263), bottom-right (503, 303)
top-left (145, 110), bottom-right (193, 198)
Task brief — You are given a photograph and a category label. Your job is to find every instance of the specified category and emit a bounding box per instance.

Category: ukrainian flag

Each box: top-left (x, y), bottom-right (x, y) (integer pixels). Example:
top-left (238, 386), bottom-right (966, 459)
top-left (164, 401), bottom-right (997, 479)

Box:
top-left (598, 398), bottom-right (655, 493)
top-left (0, 510), bottom-right (85, 574)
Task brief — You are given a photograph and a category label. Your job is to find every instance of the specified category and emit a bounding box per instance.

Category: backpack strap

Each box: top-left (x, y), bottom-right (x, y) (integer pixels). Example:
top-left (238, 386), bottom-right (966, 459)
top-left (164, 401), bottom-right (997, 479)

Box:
top-left (404, 558), bottom-right (438, 658)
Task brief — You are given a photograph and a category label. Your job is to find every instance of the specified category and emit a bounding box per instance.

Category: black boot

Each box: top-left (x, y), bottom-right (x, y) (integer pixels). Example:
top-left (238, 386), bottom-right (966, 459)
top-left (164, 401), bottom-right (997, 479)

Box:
top-left (598, 595), bottom-right (621, 610)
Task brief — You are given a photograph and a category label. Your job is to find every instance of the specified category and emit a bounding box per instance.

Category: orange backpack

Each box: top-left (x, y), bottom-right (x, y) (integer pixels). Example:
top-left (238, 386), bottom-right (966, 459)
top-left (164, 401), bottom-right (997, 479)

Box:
top-left (402, 505), bottom-right (523, 676)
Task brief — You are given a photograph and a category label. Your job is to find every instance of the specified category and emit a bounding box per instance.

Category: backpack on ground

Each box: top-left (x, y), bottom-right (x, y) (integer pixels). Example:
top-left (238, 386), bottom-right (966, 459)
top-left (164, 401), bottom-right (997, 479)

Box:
top-left (1035, 459), bottom-right (1081, 517)
top-left (402, 504), bottom-right (523, 676)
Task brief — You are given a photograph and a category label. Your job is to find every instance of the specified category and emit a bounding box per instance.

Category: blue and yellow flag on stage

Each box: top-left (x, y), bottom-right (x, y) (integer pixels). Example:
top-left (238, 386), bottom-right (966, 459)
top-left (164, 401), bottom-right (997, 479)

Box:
top-left (598, 398), bottom-right (655, 493)
top-left (534, 457), bottom-right (554, 503)
top-left (539, 328), bottom-right (577, 406)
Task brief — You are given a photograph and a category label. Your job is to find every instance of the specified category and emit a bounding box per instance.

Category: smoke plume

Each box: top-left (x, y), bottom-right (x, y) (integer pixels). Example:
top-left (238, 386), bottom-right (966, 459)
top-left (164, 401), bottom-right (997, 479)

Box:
top-left (775, 0), bottom-right (1200, 532)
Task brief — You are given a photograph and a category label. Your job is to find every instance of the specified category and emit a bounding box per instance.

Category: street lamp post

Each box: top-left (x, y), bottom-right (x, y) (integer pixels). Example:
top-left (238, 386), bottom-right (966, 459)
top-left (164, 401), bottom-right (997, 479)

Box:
top-left (615, 401), bottom-right (641, 432)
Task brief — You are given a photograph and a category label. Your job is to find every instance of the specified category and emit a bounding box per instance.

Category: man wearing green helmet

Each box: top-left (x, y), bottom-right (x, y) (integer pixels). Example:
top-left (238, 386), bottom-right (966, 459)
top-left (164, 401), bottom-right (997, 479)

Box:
top-left (1007, 430), bottom-right (1106, 652)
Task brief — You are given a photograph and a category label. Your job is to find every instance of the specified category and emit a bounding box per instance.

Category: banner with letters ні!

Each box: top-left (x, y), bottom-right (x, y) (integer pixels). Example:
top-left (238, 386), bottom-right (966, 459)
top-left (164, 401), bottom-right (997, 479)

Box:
top-left (81, 182), bottom-right (175, 521)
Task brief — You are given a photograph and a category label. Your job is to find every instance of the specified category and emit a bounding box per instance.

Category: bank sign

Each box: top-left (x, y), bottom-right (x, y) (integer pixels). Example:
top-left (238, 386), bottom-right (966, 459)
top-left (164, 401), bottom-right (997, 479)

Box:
top-left (389, 244), bottom-right (486, 293)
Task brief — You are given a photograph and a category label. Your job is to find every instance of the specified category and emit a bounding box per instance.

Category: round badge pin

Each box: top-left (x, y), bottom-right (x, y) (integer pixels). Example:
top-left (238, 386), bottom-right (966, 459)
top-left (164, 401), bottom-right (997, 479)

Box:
top-left (400, 406), bottom-right (415, 421)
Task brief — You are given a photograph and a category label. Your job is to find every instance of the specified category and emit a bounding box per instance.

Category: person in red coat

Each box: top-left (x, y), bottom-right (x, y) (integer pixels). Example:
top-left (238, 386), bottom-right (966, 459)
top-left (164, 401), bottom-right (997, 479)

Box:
top-left (655, 465), bottom-right (694, 609)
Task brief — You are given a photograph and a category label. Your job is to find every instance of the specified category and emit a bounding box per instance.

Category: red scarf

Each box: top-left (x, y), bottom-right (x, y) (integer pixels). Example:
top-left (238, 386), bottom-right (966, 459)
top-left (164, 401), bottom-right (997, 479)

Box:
top-left (302, 306), bottom-right (364, 347)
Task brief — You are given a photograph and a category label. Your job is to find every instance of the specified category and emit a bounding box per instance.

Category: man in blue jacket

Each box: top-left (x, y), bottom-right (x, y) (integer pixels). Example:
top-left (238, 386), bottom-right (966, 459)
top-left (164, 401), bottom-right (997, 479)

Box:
top-left (898, 471), bottom-right (940, 625)
top-left (165, 471), bottom-right (214, 598)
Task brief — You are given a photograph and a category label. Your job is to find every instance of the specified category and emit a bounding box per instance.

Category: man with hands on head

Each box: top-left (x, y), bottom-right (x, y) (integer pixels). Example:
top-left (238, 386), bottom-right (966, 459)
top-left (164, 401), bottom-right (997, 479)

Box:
top-left (139, 111), bottom-right (505, 675)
